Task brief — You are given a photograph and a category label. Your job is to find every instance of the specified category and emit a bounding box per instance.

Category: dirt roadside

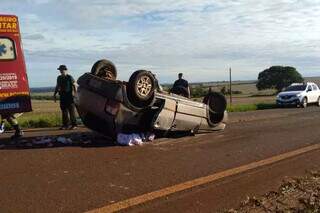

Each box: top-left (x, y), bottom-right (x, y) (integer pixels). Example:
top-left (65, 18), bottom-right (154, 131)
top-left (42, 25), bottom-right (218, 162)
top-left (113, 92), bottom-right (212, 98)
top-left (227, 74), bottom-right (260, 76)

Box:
top-left (229, 171), bottom-right (320, 212)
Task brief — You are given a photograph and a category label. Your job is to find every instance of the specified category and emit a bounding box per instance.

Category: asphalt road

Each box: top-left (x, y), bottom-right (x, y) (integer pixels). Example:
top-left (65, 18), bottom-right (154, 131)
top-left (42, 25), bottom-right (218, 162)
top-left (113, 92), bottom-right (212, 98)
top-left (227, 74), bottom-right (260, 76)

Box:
top-left (1, 107), bottom-right (320, 212)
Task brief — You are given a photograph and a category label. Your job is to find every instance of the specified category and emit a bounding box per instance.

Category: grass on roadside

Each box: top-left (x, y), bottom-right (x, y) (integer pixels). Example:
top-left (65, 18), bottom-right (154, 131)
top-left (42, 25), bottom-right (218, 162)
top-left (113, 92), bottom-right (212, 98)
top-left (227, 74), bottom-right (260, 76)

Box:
top-left (18, 113), bottom-right (62, 129)
top-left (3, 113), bottom-right (62, 130)
top-left (227, 103), bottom-right (277, 112)
top-left (31, 95), bottom-right (54, 101)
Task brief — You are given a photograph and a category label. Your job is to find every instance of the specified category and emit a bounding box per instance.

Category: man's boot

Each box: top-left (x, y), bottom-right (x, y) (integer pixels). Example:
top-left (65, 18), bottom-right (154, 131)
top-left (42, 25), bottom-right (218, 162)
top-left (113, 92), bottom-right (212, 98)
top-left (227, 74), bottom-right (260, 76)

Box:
top-left (11, 125), bottom-right (24, 140)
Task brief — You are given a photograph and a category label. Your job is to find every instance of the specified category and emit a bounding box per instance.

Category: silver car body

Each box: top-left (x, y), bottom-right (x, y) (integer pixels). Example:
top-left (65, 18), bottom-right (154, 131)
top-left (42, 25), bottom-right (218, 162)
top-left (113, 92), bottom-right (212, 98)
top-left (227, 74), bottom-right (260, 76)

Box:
top-left (75, 73), bottom-right (227, 138)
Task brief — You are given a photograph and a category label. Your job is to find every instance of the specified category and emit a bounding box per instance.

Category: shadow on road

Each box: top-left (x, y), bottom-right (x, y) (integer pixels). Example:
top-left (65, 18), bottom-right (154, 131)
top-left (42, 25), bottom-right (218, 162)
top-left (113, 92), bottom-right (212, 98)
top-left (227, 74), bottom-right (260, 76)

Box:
top-left (0, 128), bottom-right (200, 150)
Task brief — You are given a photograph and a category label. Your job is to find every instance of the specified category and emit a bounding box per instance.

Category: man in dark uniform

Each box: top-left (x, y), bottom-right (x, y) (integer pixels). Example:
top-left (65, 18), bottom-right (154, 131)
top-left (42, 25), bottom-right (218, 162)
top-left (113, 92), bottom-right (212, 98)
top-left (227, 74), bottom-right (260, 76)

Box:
top-left (53, 65), bottom-right (77, 130)
top-left (172, 73), bottom-right (191, 98)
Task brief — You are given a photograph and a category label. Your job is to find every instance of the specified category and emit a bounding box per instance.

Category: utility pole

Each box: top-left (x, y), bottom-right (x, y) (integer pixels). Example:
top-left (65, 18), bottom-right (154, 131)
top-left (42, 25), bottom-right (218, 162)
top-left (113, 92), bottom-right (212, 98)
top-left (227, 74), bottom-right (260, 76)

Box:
top-left (229, 67), bottom-right (232, 105)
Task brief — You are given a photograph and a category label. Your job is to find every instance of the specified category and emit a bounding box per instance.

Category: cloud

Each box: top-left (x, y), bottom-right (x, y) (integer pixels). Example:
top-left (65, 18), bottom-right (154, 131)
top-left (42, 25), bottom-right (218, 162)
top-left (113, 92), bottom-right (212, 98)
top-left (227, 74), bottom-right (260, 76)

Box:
top-left (1, 0), bottom-right (320, 86)
top-left (23, 33), bottom-right (45, 40)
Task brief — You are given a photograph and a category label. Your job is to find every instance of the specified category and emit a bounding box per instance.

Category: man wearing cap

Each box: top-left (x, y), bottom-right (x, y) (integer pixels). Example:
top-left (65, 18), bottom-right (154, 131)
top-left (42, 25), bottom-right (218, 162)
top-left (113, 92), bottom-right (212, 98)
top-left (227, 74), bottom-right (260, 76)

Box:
top-left (53, 65), bottom-right (77, 130)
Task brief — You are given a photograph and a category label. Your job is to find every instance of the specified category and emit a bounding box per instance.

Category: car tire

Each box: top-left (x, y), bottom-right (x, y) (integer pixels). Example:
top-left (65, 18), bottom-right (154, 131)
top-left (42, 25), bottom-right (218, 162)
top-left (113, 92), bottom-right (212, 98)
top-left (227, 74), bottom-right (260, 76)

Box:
top-left (317, 97), bottom-right (320, 107)
top-left (170, 86), bottom-right (189, 98)
top-left (127, 70), bottom-right (155, 108)
top-left (301, 97), bottom-right (308, 108)
top-left (91, 59), bottom-right (117, 80)
top-left (203, 92), bottom-right (227, 126)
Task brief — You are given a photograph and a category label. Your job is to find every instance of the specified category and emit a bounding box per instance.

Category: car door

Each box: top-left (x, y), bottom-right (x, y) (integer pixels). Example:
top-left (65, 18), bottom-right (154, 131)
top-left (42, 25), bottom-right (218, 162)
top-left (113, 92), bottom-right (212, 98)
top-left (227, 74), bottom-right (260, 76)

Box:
top-left (312, 85), bottom-right (319, 102)
top-left (151, 94), bottom-right (177, 131)
top-left (173, 98), bottom-right (205, 131)
top-left (314, 85), bottom-right (320, 101)
top-left (306, 85), bottom-right (314, 103)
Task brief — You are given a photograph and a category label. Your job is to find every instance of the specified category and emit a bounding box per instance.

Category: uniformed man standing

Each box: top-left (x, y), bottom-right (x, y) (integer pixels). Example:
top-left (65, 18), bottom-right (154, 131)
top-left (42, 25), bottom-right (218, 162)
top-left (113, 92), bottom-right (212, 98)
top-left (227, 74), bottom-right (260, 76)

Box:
top-left (53, 65), bottom-right (77, 130)
top-left (172, 73), bottom-right (191, 98)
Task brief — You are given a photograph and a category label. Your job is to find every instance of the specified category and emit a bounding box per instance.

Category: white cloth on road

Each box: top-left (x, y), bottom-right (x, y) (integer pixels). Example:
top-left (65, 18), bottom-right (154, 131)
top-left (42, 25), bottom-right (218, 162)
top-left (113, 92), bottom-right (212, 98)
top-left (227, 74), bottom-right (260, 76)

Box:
top-left (57, 136), bottom-right (73, 144)
top-left (0, 122), bottom-right (5, 134)
top-left (117, 132), bottom-right (155, 146)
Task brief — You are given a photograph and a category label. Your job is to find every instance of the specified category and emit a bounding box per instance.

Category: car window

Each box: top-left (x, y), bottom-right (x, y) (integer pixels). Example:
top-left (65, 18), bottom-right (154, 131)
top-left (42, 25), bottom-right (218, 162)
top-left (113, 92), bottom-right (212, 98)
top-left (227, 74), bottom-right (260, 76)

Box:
top-left (0, 37), bottom-right (16, 60)
top-left (312, 85), bottom-right (318, 90)
top-left (285, 85), bottom-right (306, 91)
top-left (307, 86), bottom-right (312, 91)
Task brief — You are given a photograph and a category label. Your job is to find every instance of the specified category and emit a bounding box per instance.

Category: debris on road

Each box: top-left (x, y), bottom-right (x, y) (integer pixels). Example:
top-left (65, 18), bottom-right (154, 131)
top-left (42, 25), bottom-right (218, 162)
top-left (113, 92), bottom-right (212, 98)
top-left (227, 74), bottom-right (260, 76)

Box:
top-left (117, 132), bottom-right (156, 146)
top-left (56, 136), bottom-right (73, 145)
top-left (228, 170), bottom-right (320, 212)
top-left (32, 137), bottom-right (53, 145)
top-left (0, 133), bottom-right (95, 149)
top-left (0, 131), bottom-right (156, 148)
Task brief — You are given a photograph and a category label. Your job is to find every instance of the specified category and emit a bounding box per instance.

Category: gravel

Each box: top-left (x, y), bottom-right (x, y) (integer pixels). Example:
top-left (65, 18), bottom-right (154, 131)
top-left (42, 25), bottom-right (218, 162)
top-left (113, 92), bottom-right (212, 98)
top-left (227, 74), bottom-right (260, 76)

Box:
top-left (228, 171), bottom-right (320, 212)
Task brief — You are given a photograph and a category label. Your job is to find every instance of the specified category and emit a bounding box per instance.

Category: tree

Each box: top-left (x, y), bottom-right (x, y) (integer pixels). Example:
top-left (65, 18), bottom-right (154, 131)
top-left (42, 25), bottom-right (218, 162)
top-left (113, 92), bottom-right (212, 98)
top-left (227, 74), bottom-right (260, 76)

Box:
top-left (256, 66), bottom-right (304, 93)
top-left (191, 86), bottom-right (207, 98)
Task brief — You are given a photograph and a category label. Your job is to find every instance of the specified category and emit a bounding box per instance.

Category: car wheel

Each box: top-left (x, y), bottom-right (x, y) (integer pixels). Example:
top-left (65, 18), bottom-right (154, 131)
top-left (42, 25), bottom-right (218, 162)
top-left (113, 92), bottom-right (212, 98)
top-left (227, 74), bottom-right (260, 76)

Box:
top-left (301, 97), bottom-right (308, 108)
top-left (91, 59), bottom-right (117, 80)
top-left (317, 97), bottom-right (320, 107)
top-left (127, 70), bottom-right (155, 108)
top-left (203, 92), bottom-right (227, 126)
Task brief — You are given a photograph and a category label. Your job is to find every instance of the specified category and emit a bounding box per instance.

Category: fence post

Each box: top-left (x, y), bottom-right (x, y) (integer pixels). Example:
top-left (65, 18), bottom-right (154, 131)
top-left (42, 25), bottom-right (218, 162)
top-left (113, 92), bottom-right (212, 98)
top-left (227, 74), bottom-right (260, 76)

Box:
top-left (229, 67), bottom-right (232, 105)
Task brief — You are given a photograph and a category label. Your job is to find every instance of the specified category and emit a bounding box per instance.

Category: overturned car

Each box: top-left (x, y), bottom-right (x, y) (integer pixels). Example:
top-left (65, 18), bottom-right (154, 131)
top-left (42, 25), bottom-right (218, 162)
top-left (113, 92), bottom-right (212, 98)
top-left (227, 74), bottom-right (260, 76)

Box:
top-left (75, 59), bottom-right (228, 139)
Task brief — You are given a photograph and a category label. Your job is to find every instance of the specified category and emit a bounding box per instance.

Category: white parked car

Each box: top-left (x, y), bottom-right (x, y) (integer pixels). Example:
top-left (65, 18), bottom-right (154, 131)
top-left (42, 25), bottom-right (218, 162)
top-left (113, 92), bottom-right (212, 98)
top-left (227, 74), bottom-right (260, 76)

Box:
top-left (276, 82), bottom-right (320, 108)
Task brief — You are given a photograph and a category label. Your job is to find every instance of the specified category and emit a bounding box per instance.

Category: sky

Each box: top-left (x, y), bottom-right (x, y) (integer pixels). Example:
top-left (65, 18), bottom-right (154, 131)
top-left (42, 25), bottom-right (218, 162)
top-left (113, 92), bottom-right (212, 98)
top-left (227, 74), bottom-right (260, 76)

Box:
top-left (1, 0), bottom-right (320, 87)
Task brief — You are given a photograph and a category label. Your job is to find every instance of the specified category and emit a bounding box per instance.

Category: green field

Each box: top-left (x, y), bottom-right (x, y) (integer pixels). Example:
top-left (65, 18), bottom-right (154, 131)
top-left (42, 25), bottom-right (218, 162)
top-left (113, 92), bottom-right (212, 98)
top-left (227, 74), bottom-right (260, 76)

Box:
top-left (6, 100), bottom-right (62, 129)
top-left (31, 92), bottom-right (55, 100)
top-left (19, 100), bottom-right (61, 127)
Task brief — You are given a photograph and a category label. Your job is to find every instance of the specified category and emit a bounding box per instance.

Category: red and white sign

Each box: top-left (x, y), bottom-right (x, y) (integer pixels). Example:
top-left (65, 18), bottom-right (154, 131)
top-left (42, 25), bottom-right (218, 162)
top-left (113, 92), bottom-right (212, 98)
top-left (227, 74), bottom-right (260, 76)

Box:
top-left (0, 14), bottom-right (32, 114)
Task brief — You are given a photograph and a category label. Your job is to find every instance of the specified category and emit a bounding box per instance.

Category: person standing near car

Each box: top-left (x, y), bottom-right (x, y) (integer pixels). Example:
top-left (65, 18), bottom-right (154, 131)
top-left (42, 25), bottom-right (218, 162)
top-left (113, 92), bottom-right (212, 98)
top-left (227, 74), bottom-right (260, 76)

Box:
top-left (172, 73), bottom-right (191, 98)
top-left (53, 65), bottom-right (77, 130)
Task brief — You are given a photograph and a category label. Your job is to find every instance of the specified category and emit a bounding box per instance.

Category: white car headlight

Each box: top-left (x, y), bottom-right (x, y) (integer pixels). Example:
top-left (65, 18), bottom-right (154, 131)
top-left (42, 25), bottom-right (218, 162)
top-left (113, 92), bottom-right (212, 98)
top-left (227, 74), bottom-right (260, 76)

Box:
top-left (296, 94), bottom-right (302, 98)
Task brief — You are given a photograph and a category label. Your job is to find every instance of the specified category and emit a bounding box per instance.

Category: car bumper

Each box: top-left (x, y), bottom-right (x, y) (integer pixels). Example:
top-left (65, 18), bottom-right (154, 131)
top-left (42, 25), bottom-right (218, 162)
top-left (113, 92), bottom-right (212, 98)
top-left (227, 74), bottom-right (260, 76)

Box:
top-left (276, 98), bottom-right (301, 106)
